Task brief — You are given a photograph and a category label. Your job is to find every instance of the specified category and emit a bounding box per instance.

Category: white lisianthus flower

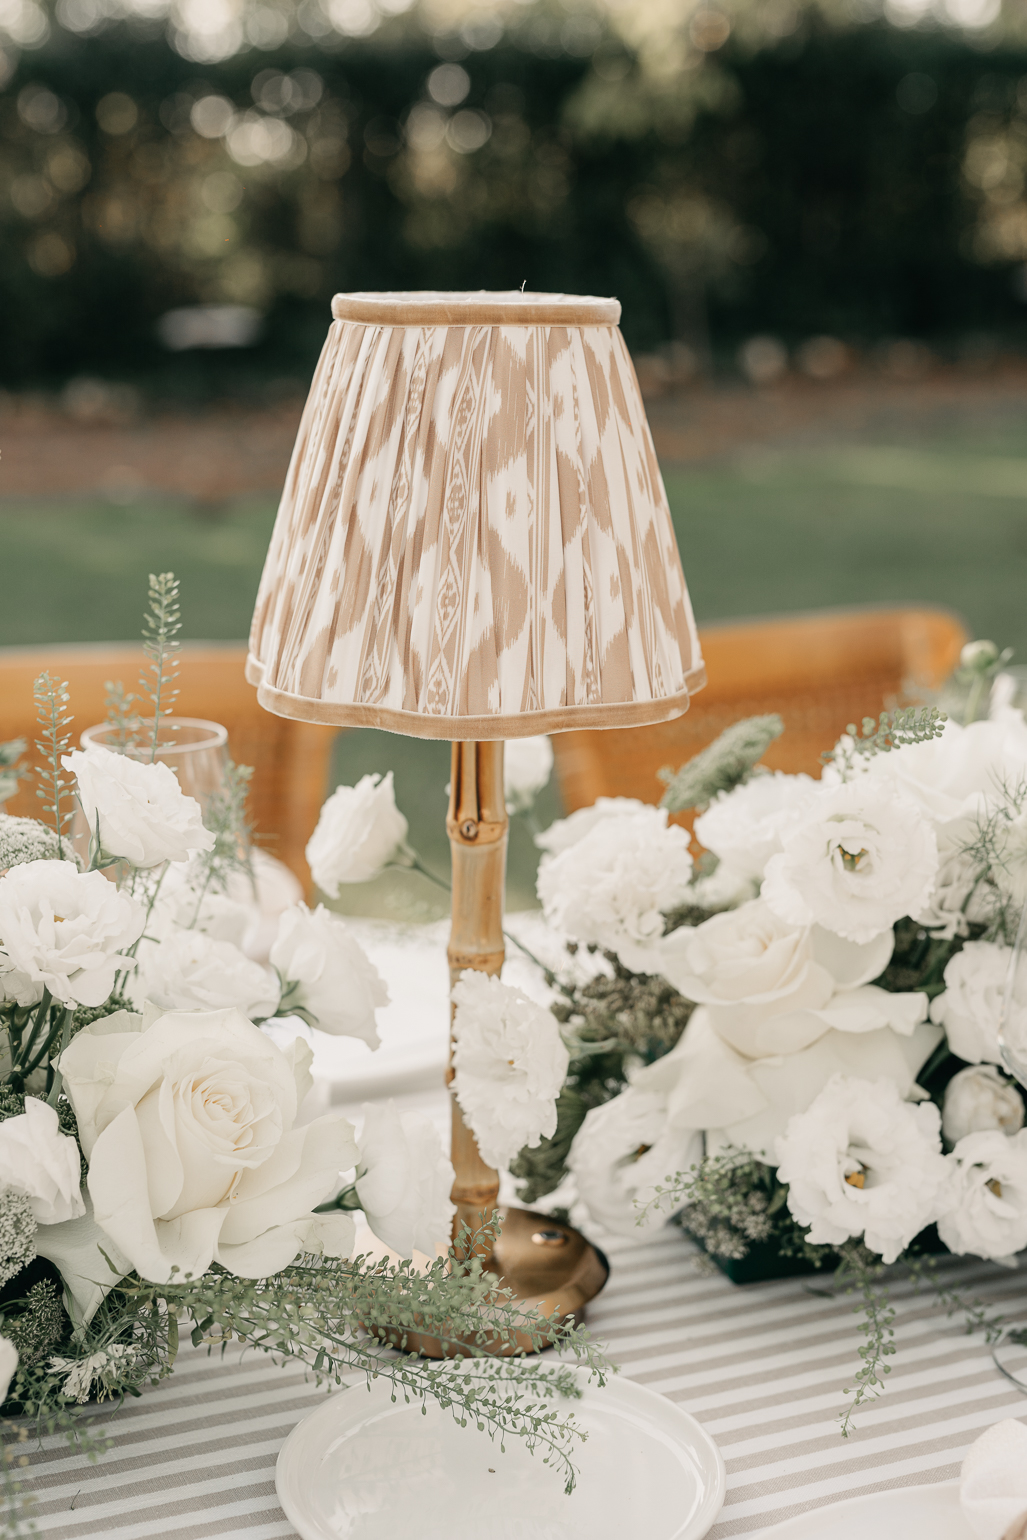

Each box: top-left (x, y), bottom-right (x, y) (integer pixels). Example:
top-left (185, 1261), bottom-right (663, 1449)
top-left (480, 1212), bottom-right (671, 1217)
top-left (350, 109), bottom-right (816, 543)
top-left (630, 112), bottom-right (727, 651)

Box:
top-left (271, 903), bottom-right (388, 1047)
top-left (762, 781), bottom-right (938, 944)
top-left (937, 1129), bottom-right (1027, 1262)
top-left (693, 772), bottom-right (816, 883)
top-left (504, 736), bottom-right (553, 815)
top-left (567, 1088), bottom-right (702, 1239)
top-left (55, 1005), bottom-right (358, 1289)
top-left (135, 929), bottom-right (280, 1020)
top-left (930, 940), bottom-right (1010, 1065)
top-left (306, 773), bottom-right (409, 895)
top-left (536, 807), bottom-right (693, 962)
top-left (942, 1064), bottom-right (1025, 1145)
top-left (63, 746), bottom-right (215, 869)
top-left (0, 1098), bottom-right (85, 1225)
top-left (0, 1337), bottom-right (17, 1405)
top-left (0, 861), bottom-right (144, 1008)
top-left (534, 797), bottom-right (648, 858)
top-left (354, 1101), bottom-right (455, 1257)
top-left (451, 972), bottom-right (569, 1171)
top-left (774, 1075), bottom-right (949, 1263)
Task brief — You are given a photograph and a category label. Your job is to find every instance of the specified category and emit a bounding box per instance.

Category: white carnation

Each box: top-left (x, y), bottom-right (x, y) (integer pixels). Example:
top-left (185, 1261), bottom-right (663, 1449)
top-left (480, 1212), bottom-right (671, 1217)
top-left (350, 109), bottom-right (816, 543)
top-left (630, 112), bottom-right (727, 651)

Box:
top-left (762, 780), bottom-right (938, 943)
top-left (305, 773), bottom-right (409, 895)
top-left (0, 1098), bottom-right (85, 1225)
top-left (775, 1074), bottom-right (949, 1263)
top-left (942, 1064), bottom-right (1025, 1145)
top-left (64, 746), bottom-right (215, 869)
top-left (451, 971), bottom-right (569, 1171)
top-left (930, 940), bottom-right (1011, 1065)
top-left (355, 1101), bottom-right (454, 1257)
top-left (534, 797), bottom-right (648, 857)
top-left (504, 736), bottom-right (553, 815)
top-left (536, 806), bottom-right (693, 959)
top-left (567, 1088), bottom-right (702, 1239)
top-left (937, 1129), bottom-right (1027, 1262)
top-left (694, 772), bottom-right (816, 883)
top-left (134, 929), bottom-right (279, 1020)
top-left (0, 861), bottom-right (144, 1008)
top-left (270, 903), bottom-right (388, 1046)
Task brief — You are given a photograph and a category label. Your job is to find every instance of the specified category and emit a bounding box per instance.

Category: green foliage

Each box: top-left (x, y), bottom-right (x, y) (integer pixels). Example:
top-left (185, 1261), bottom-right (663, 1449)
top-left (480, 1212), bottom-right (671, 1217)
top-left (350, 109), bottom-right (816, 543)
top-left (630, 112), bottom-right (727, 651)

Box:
top-left (141, 573), bottom-right (182, 761)
top-left (103, 680), bottom-right (141, 754)
top-left (0, 744), bottom-right (26, 807)
top-left (659, 715), bottom-right (784, 813)
top-left (2, 1281), bottom-right (68, 1368)
top-left (823, 706), bottom-right (947, 777)
top-left (31, 674), bottom-right (73, 846)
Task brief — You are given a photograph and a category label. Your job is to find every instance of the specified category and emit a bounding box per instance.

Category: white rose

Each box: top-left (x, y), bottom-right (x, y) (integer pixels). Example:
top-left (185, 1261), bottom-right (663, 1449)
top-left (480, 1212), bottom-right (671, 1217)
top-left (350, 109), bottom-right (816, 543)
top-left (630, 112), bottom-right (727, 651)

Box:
top-left (930, 940), bottom-right (1012, 1065)
top-left (536, 806), bottom-right (693, 963)
top-left (305, 773), bottom-right (409, 895)
top-left (937, 1129), bottom-right (1027, 1262)
top-left (451, 971), bottom-right (569, 1172)
top-left (0, 1337), bottom-right (17, 1405)
top-left (63, 746), bottom-right (215, 869)
top-left (0, 861), bottom-right (144, 1008)
top-left (0, 1098), bottom-right (85, 1225)
top-left (57, 1005), bottom-right (358, 1286)
top-left (567, 1087), bottom-right (702, 1239)
top-left (693, 772), bottom-right (816, 883)
top-left (354, 1101), bottom-right (455, 1257)
top-left (775, 1074), bottom-right (949, 1263)
top-left (504, 736), bottom-right (553, 815)
top-left (942, 1064), bottom-right (1025, 1145)
top-left (134, 929), bottom-right (279, 1020)
top-left (271, 903), bottom-right (388, 1047)
top-left (534, 797), bottom-right (648, 857)
top-left (762, 780), bottom-right (938, 944)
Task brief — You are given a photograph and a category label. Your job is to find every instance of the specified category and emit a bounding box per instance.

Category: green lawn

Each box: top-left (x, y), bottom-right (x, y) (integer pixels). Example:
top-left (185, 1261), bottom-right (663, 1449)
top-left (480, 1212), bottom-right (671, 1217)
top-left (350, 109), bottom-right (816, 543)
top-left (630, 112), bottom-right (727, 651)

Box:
top-left (2, 423), bottom-right (1022, 915)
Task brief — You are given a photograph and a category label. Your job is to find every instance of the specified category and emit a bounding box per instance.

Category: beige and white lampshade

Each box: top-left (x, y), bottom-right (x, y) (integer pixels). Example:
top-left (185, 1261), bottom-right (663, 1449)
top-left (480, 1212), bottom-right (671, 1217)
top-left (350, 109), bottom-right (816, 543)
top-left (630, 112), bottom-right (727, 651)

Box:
top-left (247, 291), bottom-right (705, 739)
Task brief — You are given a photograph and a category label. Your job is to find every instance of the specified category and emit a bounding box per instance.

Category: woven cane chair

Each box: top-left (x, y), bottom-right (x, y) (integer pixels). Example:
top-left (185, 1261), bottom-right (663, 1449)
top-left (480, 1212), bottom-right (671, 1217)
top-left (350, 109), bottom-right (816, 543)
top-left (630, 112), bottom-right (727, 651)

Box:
top-left (550, 605), bottom-right (968, 823)
top-left (0, 643), bottom-right (336, 888)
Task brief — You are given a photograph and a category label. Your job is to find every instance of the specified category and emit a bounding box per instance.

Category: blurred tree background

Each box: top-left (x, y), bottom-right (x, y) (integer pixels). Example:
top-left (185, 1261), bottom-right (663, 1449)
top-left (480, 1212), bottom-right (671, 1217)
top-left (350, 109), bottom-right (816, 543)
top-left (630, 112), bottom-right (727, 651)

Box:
top-left (2, 0), bottom-right (1027, 394)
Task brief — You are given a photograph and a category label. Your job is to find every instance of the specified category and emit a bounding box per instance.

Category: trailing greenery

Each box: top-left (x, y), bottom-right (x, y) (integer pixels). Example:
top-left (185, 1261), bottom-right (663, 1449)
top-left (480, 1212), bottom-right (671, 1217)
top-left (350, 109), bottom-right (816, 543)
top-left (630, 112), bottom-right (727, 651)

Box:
top-left (659, 715), bottom-right (784, 813)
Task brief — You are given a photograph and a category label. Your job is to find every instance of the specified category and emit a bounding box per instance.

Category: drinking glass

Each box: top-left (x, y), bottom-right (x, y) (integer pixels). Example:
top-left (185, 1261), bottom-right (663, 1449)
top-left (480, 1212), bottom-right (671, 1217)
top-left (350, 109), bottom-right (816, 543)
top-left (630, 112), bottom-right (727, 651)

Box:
top-left (1000, 901), bottom-right (1027, 1090)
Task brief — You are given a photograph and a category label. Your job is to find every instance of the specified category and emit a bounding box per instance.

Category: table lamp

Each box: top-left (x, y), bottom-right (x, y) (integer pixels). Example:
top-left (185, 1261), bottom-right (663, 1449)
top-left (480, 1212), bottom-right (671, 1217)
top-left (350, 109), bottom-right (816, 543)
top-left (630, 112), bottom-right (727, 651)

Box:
top-left (246, 290), bottom-right (706, 1345)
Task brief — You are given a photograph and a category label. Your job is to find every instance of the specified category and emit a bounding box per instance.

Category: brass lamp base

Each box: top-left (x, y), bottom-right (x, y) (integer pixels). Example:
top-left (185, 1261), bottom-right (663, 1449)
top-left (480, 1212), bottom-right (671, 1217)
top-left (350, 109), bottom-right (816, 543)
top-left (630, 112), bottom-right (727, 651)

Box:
top-left (391, 1206), bottom-right (610, 1359)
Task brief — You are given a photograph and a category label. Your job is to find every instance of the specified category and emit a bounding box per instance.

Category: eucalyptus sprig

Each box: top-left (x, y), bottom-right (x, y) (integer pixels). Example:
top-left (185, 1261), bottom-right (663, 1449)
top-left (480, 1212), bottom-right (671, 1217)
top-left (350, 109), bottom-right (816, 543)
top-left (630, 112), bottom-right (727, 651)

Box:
top-left (31, 673), bottom-right (73, 849)
top-left (141, 572), bottom-right (182, 762)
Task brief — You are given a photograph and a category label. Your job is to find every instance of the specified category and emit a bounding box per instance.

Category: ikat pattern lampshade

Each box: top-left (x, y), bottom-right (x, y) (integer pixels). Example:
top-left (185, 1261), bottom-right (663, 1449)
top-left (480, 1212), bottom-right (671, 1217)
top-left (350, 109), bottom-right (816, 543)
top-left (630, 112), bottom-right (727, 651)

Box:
top-left (246, 291), bottom-right (705, 739)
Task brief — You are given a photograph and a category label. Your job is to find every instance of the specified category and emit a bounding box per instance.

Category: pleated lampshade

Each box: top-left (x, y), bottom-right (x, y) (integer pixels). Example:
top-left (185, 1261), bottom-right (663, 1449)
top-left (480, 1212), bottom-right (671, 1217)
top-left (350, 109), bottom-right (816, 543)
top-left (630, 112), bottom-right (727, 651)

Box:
top-left (246, 291), bottom-right (705, 739)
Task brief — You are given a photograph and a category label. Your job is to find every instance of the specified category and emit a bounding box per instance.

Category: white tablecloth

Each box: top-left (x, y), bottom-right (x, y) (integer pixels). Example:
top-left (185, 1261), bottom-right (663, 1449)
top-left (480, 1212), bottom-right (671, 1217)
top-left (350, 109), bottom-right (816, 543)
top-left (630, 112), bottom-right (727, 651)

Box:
top-left (19, 918), bottom-right (1027, 1538)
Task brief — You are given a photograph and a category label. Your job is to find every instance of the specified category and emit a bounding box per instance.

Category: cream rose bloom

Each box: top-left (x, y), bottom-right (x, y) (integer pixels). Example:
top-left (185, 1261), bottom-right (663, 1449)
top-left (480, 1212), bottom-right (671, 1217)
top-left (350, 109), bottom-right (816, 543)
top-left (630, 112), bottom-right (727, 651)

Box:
top-left (930, 940), bottom-right (1010, 1065)
top-left (134, 929), bottom-right (280, 1021)
top-left (775, 1074), bottom-right (949, 1263)
top-left (762, 780), bottom-right (938, 943)
top-left (504, 735), bottom-right (553, 815)
top-left (937, 1129), bottom-right (1027, 1261)
top-left (942, 1064), bottom-right (1025, 1145)
top-left (271, 903), bottom-right (388, 1047)
top-left (0, 861), bottom-right (144, 1008)
top-left (306, 774), bottom-right (409, 895)
top-left (354, 1101), bottom-right (455, 1257)
top-left (63, 746), bottom-right (215, 869)
top-left (0, 1098), bottom-right (84, 1225)
top-left (56, 1006), bottom-right (358, 1287)
top-left (694, 772), bottom-right (816, 883)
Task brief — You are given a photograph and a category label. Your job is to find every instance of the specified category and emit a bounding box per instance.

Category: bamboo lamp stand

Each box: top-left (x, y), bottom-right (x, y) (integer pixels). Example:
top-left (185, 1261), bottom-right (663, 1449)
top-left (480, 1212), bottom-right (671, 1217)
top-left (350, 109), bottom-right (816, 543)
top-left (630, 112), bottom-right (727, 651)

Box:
top-left (403, 739), bottom-right (609, 1359)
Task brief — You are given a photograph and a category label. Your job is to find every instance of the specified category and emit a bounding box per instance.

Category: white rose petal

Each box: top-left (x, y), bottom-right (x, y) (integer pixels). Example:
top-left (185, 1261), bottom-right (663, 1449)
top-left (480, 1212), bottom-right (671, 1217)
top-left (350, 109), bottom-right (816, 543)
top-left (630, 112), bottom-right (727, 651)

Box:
top-left (937, 1129), bottom-right (1027, 1262)
top-left (0, 1098), bottom-right (85, 1225)
top-left (35, 1196), bottom-right (133, 1324)
top-left (451, 971), bottom-right (569, 1172)
top-left (504, 736), bottom-right (553, 815)
top-left (567, 1088), bottom-right (702, 1240)
top-left (930, 940), bottom-right (1013, 1065)
top-left (0, 861), bottom-right (144, 1008)
top-left (134, 929), bottom-right (280, 1020)
top-left (270, 903), bottom-right (388, 1047)
top-left (534, 797), bottom-right (648, 857)
top-left (536, 806), bottom-right (693, 960)
top-left (775, 1074), bottom-right (949, 1263)
top-left (694, 771), bottom-right (816, 883)
top-left (942, 1064), bottom-right (1025, 1144)
top-left (57, 1005), bottom-right (359, 1287)
top-left (355, 1101), bottom-right (455, 1257)
top-left (0, 1336), bottom-right (16, 1404)
top-left (305, 773), bottom-right (409, 895)
top-left (762, 780), bottom-right (939, 944)
top-left (64, 746), bottom-right (215, 869)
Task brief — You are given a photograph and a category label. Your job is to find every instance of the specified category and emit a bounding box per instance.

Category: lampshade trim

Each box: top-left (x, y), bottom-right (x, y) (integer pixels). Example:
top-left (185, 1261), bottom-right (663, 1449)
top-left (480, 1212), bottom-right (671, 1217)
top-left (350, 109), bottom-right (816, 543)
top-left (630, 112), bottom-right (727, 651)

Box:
top-left (331, 291), bottom-right (622, 327)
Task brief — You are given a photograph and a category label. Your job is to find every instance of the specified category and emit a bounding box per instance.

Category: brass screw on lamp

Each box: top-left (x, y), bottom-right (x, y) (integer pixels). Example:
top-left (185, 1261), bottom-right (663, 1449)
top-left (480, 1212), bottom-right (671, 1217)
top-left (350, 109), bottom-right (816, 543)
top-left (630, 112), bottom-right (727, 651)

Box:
top-left (246, 290), bottom-right (706, 1350)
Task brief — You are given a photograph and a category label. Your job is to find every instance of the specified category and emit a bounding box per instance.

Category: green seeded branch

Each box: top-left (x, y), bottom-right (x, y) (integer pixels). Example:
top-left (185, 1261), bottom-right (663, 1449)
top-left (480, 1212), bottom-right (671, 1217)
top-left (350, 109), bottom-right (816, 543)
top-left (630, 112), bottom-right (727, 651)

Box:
top-left (659, 715), bottom-right (784, 813)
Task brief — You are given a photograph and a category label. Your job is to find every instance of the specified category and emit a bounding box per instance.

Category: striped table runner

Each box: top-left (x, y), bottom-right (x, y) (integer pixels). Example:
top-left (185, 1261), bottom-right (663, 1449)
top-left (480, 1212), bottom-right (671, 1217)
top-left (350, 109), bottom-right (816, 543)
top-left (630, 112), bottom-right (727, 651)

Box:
top-left (20, 1225), bottom-right (1027, 1538)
